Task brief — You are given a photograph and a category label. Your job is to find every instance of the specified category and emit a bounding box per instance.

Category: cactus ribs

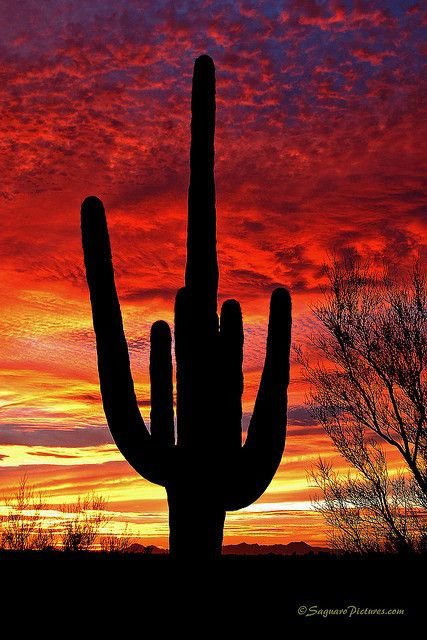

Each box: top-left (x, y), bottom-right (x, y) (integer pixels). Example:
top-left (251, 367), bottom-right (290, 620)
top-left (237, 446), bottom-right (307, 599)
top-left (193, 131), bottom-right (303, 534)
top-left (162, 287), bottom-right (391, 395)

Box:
top-left (81, 55), bottom-right (292, 559)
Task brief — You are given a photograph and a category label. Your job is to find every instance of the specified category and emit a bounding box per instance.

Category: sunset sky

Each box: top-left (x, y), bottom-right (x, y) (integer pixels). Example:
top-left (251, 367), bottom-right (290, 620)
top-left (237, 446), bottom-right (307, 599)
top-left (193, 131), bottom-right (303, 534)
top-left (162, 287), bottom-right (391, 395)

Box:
top-left (0, 0), bottom-right (426, 547)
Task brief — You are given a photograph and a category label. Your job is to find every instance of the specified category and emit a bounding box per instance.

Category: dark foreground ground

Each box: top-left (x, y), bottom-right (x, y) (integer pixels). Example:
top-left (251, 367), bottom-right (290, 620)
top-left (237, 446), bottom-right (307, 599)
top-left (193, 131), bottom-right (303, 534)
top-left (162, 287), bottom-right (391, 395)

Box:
top-left (0, 551), bottom-right (423, 630)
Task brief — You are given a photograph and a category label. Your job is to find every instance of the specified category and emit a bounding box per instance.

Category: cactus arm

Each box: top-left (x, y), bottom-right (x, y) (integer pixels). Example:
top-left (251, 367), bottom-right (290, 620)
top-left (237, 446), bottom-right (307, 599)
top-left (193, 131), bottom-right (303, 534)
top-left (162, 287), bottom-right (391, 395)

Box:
top-left (224, 287), bottom-right (292, 510)
top-left (245, 287), bottom-right (291, 452)
top-left (150, 320), bottom-right (175, 447)
top-left (81, 196), bottom-right (168, 486)
top-left (219, 299), bottom-right (244, 449)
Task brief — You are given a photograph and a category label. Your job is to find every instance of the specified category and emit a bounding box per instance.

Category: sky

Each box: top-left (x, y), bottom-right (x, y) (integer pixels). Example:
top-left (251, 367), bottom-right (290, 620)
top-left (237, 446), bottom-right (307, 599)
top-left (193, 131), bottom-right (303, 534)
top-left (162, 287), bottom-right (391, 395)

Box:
top-left (0, 0), bottom-right (426, 547)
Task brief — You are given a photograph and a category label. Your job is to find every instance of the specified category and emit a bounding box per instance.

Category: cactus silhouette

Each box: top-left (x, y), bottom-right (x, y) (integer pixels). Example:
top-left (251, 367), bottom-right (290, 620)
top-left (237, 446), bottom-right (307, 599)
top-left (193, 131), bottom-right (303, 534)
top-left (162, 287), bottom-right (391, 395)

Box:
top-left (81, 55), bottom-right (291, 558)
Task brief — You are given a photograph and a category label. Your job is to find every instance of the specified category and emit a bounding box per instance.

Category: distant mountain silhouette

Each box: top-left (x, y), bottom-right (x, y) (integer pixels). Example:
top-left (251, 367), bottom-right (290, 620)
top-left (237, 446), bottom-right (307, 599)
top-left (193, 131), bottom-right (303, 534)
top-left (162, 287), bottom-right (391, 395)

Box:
top-left (222, 541), bottom-right (329, 556)
top-left (125, 541), bottom-right (329, 556)
top-left (127, 543), bottom-right (168, 555)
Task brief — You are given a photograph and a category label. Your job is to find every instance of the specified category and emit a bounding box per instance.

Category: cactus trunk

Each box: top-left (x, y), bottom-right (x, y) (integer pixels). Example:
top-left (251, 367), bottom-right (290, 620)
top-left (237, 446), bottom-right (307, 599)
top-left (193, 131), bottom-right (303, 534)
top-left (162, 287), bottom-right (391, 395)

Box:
top-left (81, 54), bottom-right (292, 559)
top-left (167, 483), bottom-right (225, 558)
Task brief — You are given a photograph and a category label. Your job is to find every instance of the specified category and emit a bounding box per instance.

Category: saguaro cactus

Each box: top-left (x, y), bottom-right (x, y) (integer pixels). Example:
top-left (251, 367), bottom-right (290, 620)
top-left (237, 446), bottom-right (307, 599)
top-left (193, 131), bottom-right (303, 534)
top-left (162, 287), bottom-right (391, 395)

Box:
top-left (81, 55), bottom-right (292, 559)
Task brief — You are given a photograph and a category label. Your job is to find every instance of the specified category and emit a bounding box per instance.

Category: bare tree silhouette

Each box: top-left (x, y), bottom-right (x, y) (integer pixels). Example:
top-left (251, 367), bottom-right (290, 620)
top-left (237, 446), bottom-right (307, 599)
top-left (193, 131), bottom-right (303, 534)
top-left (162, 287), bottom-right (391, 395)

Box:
top-left (310, 458), bottom-right (427, 553)
top-left (299, 256), bottom-right (427, 552)
top-left (81, 55), bottom-right (292, 558)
